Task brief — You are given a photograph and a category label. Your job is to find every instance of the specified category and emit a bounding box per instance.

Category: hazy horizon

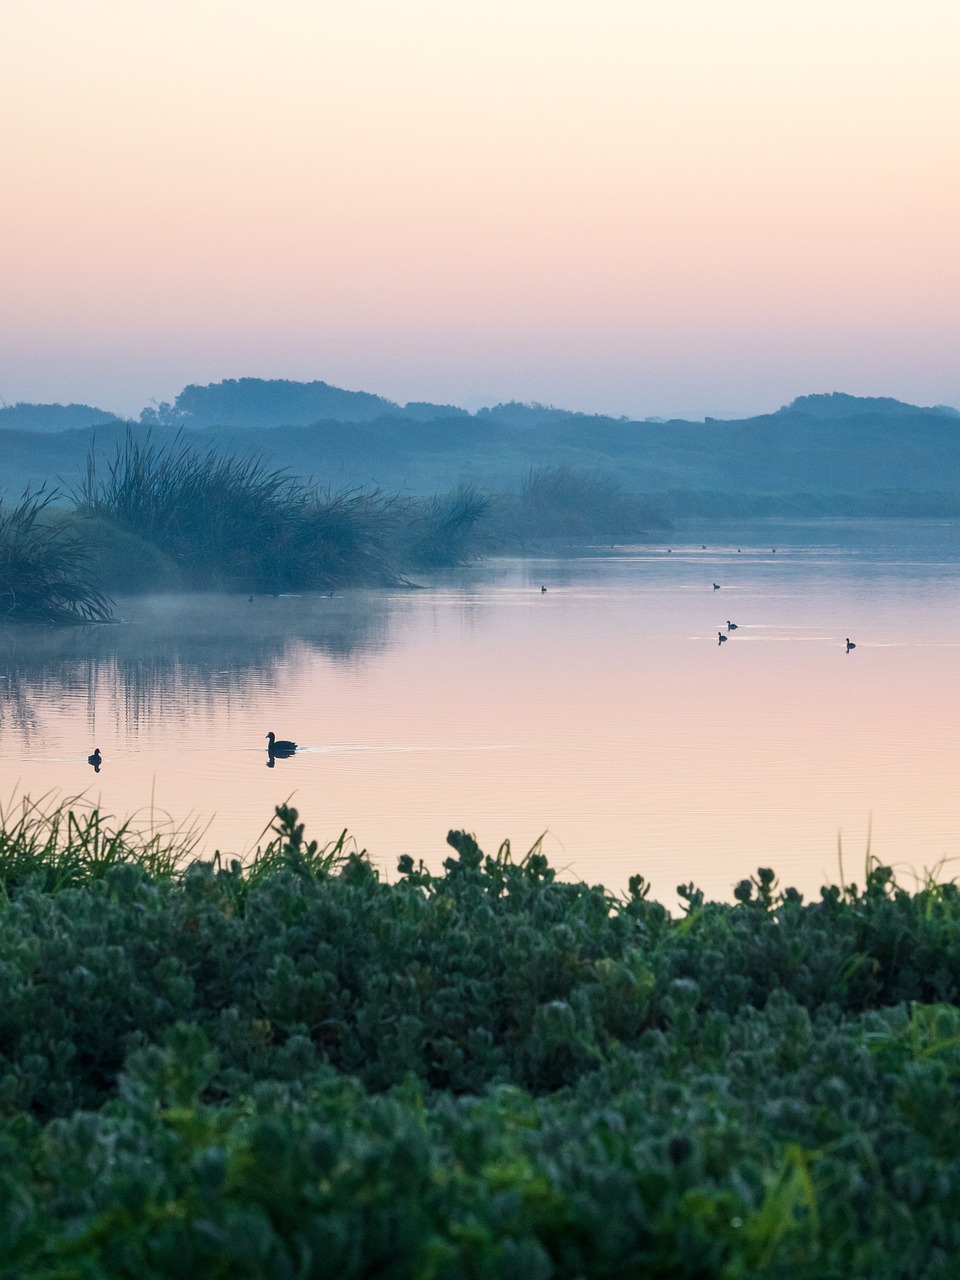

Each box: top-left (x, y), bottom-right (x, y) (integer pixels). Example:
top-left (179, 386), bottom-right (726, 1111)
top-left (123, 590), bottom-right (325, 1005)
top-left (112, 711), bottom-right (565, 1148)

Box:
top-left (2, 376), bottom-right (960, 428)
top-left (3, 1), bottom-right (958, 421)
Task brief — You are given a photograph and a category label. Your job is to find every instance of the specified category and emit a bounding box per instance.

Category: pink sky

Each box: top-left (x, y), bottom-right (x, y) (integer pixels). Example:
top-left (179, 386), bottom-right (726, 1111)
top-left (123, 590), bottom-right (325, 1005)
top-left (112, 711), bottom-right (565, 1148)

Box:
top-left (2, 0), bottom-right (958, 419)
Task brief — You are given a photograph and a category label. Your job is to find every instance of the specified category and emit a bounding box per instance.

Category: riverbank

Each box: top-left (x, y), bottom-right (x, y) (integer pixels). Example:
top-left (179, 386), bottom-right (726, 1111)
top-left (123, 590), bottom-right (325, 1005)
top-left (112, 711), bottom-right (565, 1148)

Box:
top-left (1, 800), bottom-right (959, 1276)
top-left (1, 439), bottom-right (667, 621)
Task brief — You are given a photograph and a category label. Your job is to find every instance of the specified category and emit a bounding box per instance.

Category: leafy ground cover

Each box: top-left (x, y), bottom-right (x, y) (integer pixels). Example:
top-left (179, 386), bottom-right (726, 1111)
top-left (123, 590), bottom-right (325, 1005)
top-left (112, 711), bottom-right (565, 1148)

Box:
top-left (1, 803), bottom-right (959, 1275)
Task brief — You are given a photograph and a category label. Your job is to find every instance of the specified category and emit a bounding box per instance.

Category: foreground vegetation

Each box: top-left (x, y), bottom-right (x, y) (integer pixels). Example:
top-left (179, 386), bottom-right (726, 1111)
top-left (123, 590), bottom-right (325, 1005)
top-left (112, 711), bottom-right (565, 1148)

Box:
top-left (0, 801), bottom-right (959, 1275)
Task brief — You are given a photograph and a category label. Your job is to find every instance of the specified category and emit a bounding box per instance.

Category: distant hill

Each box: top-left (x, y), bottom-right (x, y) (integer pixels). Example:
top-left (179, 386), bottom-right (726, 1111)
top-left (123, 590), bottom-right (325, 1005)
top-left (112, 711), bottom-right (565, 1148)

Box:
top-left (3, 380), bottom-right (960, 515)
top-left (138, 380), bottom-right (601, 431)
top-left (138, 378), bottom-right (471, 429)
top-left (0, 402), bottom-right (123, 432)
top-left (776, 392), bottom-right (960, 421)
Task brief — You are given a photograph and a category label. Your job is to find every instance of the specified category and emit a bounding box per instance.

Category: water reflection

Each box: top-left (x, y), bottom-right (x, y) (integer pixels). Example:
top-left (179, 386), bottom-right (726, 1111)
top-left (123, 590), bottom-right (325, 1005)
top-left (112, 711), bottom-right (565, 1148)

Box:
top-left (2, 521), bottom-right (960, 904)
top-left (265, 731), bottom-right (298, 767)
top-left (0, 591), bottom-right (394, 739)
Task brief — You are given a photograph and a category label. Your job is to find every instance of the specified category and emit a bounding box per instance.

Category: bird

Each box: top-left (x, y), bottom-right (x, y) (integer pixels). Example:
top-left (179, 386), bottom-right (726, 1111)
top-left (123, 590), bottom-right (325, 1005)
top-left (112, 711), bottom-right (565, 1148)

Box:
top-left (266, 731), bottom-right (297, 755)
top-left (701, 544), bottom-right (706, 550)
top-left (727, 620), bottom-right (739, 630)
top-left (718, 632), bottom-right (728, 645)
top-left (540, 585), bottom-right (547, 593)
top-left (87, 748), bottom-right (102, 771)
top-left (712, 582), bottom-right (721, 590)
top-left (845, 638), bottom-right (856, 652)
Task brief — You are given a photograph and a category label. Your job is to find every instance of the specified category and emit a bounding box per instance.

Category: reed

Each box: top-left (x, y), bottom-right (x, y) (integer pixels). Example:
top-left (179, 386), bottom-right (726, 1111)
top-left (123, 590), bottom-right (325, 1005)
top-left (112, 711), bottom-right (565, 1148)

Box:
top-left (300, 486), bottom-right (403, 586)
top-left (0, 489), bottom-right (114, 624)
top-left (398, 481), bottom-right (492, 567)
top-left (77, 433), bottom-right (305, 588)
top-left (77, 433), bottom-right (406, 589)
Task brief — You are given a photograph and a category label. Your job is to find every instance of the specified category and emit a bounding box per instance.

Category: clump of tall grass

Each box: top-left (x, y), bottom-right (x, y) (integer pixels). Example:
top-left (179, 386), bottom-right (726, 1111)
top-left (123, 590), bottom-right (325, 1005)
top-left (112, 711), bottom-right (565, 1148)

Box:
top-left (0, 489), bottom-right (114, 624)
top-left (301, 487), bottom-right (405, 586)
top-left (0, 791), bottom-right (204, 894)
top-left (0, 796), bottom-right (357, 899)
top-left (77, 432), bottom-right (404, 590)
top-left (398, 481), bottom-right (493, 568)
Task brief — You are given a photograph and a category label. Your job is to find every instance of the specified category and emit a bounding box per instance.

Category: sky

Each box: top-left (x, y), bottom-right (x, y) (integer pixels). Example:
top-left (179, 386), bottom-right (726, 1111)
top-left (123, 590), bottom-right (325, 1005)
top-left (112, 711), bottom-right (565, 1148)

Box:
top-left (2, 0), bottom-right (958, 420)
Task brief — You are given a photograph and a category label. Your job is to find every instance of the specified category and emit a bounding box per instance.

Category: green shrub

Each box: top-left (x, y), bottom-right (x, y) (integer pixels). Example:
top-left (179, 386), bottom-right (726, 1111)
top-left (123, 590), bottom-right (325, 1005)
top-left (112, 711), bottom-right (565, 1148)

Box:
top-left (3, 805), bottom-right (960, 1274)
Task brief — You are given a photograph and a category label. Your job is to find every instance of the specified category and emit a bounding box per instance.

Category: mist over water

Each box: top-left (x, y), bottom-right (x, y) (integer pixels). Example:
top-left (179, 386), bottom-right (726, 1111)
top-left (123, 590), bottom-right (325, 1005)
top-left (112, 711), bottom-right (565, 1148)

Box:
top-left (2, 518), bottom-right (960, 905)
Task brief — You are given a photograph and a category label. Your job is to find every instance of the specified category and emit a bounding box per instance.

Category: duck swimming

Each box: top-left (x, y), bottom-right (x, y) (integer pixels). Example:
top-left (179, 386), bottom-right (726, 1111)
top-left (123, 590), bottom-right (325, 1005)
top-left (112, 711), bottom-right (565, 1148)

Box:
top-left (718, 632), bottom-right (728, 645)
top-left (845, 638), bottom-right (856, 652)
top-left (266, 732), bottom-right (297, 754)
top-left (727, 620), bottom-right (738, 630)
top-left (87, 748), bottom-right (102, 772)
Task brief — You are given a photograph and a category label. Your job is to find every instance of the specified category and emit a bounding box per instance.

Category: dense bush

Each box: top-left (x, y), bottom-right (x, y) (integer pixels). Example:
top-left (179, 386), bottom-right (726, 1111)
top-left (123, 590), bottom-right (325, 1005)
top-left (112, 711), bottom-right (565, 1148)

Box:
top-left (3, 805), bottom-right (960, 1273)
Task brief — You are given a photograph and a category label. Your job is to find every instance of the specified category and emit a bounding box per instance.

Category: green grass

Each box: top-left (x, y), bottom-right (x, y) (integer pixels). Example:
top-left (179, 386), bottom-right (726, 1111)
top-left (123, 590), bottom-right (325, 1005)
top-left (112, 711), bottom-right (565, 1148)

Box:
top-left (0, 790), bottom-right (204, 894)
top-left (77, 432), bottom-right (377, 590)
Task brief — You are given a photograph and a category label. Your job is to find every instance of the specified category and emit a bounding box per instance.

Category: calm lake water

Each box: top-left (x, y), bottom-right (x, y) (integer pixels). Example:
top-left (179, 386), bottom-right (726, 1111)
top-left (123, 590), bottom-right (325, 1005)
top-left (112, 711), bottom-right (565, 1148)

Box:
top-left (3, 519), bottom-right (960, 905)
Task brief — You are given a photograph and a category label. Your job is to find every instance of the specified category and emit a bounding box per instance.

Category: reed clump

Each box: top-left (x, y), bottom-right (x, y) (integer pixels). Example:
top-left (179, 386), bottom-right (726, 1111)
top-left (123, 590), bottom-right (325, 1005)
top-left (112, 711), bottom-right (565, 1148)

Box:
top-left (77, 433), bottom-right (404, 591)
top-left (396, 481), bottom-right (494, 568)
top-left (0, 490), bottom-right (114, 624)
top-left (76, 433), bottom-right (494, 593)
top-left (2, 804), bottom-right (960, 1273)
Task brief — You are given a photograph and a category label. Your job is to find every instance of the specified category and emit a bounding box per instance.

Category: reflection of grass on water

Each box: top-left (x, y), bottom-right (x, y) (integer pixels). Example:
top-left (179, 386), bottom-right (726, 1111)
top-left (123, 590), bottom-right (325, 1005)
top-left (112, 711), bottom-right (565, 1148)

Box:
top-left (0, 592), bottom-right (393, 733)
top-left (1, 806), bottom-right (960, 1272)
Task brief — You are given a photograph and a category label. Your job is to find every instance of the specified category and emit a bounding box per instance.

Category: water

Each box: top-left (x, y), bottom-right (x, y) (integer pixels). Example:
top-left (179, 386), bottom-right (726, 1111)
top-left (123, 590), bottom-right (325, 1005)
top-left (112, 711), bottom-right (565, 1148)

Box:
top-left (3, 518), bottom-right (960, 904)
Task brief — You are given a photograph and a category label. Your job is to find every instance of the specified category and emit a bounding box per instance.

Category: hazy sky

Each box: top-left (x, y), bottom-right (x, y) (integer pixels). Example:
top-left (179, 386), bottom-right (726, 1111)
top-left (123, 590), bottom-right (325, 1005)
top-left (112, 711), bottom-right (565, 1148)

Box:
top-left (2, 0), bottom-right (958, 419)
